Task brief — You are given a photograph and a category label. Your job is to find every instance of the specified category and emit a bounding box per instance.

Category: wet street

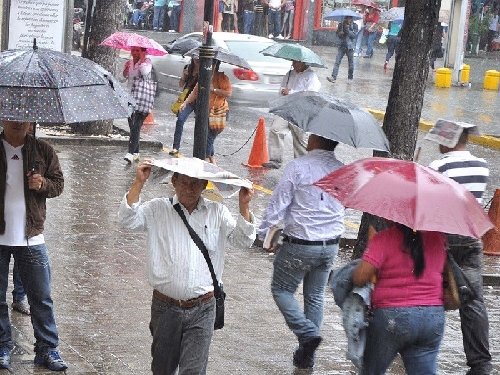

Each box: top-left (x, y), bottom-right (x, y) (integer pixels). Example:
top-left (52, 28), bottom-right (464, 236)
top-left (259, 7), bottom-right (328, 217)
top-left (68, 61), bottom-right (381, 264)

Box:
top-left (4, 32), bottom-right (500, 373)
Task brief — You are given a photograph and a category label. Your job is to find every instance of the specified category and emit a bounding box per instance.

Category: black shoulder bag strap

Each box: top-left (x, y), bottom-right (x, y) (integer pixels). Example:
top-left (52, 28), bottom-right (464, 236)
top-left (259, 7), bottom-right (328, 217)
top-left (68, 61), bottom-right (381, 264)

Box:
top-left (172, 202), bottom-right (222, 297)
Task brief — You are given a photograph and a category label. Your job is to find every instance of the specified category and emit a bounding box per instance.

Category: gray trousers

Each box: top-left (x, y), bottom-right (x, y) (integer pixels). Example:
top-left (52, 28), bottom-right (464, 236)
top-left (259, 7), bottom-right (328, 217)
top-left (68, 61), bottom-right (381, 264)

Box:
top-left (447, 235), bottom-right (492, 375)
top-left (268, 116), bottom-right (308, 163)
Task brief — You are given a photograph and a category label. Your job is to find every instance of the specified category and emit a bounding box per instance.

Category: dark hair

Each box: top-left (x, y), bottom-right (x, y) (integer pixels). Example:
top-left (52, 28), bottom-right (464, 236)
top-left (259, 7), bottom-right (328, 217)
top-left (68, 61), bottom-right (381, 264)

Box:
top-left (314, 135), bottom-right (338, 151)
top-left (398, 224), bottom-right (425, 277)
top-left (456, 128), bottom-right (469, 146)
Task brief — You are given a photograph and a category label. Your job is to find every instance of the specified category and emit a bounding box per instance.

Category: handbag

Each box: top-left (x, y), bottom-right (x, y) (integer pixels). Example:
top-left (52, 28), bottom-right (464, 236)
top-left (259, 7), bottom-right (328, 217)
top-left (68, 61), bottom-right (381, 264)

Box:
top-left (442, 252), bottom-right (476, 310)
top-left (131, 75), bottom-right (157, 113)
top-left (172, 203), bottom-right (226, 330)
top-left (208, 98), bottom-right (228, 135)
top-left (171, 88), bottom-right (189, 115)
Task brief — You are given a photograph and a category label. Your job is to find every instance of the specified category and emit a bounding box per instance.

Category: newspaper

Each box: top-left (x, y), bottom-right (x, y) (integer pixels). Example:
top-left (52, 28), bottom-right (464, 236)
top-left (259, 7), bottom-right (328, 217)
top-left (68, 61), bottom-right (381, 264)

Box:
top-left (424, 118), bottom-right (480, 148)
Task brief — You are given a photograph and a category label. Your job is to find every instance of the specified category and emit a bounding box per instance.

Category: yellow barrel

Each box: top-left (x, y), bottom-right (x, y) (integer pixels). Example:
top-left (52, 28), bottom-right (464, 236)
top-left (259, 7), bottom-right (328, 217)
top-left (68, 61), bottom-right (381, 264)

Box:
top-left (484, 70), bottom-right (500, 90)
top-left (460, 64), bottom-right (470, 83)
top-left (435, 68), bottom-right (452, 88)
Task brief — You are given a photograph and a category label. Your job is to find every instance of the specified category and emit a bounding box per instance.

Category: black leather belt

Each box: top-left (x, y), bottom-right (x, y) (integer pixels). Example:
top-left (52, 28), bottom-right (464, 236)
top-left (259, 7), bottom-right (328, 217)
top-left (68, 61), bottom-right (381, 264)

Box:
top-left (153, 290), bottom-right (214, 308)
top-left (283, 235), bottom-right (339, 246)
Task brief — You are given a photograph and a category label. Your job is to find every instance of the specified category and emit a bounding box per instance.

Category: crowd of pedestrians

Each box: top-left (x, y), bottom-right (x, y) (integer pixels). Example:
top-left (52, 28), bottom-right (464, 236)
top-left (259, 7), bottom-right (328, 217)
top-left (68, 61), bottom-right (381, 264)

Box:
top-left (125, 0), bottom-right (182, 33)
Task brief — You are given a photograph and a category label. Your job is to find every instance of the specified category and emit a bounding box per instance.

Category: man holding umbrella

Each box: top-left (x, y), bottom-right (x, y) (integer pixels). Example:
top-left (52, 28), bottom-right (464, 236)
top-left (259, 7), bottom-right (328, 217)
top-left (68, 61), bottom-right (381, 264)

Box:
top-left (327, 15), bottom-right (358, 83)
top-left (259, 134), bottom-right (345, 369)
top-left (426, 119), bottom-right (492, 375)
top-left (0, 121), bottom-right (67, 371)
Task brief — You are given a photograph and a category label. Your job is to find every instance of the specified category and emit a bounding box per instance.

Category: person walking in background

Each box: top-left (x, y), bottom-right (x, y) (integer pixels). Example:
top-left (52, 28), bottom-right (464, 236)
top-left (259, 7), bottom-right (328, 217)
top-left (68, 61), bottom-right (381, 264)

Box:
top-left (383, 20), bottom-right (402, 70)
top-left (266, 0), bottom-right (284, 38)
top-left (152, 0), bottom-right (167, 31)
top-left (0, 121), bottom-right (67, 371)
top-left (222, 0), bottom-right (237, 32)
top-left (327, 16), bottom-right (358, 83)
top-left (281, 0), bottom-right (295, 39)
top-left (486, 9), bottom-right (499, 52)
top-left (357, 5), bottom-right (379, 58)
top-left (179, 60), bottom-right (232, 165)
top-left (242, 0), bottom-right (256, 34)
top-left (122, 46), bottom-right (152, 164)
top-left (353, 6), bottom-right (365, 57)
top-left (353, 222), bottom-right (447, 374)
top-left (427, 119), bottom-right (492, 375)
top-left (169, 58), bottom-right (199, 157)
top-left (262, 60), bottom-right (321, 169)
top-left (259, 134), bottom-right (345, 369)
top-left (168, 0), bottom-right (182, 32)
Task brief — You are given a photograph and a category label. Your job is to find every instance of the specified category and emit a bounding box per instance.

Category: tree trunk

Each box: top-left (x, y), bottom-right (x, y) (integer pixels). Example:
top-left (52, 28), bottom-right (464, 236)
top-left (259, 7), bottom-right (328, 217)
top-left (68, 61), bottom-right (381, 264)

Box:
top-left (74, 0), bottom-right (126, 135)
top-left (352, 0), bottom-right (441, 259)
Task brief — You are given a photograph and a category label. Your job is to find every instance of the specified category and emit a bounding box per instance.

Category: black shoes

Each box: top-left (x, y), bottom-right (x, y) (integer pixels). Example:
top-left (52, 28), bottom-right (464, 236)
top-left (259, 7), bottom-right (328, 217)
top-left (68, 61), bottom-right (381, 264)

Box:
top-left (293, 336), bottom-right (322, 369)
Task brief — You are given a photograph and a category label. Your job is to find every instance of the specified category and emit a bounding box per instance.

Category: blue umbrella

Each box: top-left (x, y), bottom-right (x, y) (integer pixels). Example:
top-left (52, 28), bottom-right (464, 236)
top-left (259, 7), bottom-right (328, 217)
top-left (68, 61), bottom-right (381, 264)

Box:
top-left (324, 8), bottom-right (363, 22)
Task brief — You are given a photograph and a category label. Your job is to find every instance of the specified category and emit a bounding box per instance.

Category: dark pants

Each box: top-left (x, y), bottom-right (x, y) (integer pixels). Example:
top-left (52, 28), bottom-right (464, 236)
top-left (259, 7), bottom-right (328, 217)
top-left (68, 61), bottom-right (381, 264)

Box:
top-left (447, 234), bottom-right (492, 375)
top-left (128, 111), bottom-right (148, 154)
top-left (385, 35), bottom-right (400, 62)
top-left (332, 45), bottom-right (354, 80)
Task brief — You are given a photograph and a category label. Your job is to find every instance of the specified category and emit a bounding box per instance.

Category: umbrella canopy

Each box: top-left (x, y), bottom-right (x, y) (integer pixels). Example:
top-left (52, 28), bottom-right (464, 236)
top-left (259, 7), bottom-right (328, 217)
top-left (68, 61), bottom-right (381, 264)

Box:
top-left (184, 46), bottom-right (252, 70)
top-left (351, 0), bottom-right (373, 7)
top-left (168, 38), bottom-right (202, 56)
top-left (0, 43), bottom-right (131, 124)
top-left (269, 91), bottom-right (390, 152)
top-left (314, 157), bottom-right (494, 238)
top-left (380, 7), bottom-right (405, 22)
top-left (259, 43), bottom-right (327, 68)
top-left (100, 31), bottom-right (168, 56)
top-left (324, 9), bottom-right (363, 22)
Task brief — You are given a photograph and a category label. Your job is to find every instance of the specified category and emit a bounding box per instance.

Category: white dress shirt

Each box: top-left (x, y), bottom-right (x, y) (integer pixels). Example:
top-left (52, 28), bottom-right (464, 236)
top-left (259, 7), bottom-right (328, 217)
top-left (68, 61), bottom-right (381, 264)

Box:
top-left (118, 194), bottom-right (256, 300)
top-left (280, 67), bottom-right (321, 94)
top-left (258, 149), bottom-right (345, 241)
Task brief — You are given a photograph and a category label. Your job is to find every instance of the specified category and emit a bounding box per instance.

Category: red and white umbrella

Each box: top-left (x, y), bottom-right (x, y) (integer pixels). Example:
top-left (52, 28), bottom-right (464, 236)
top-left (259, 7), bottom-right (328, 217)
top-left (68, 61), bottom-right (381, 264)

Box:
top-left (100, 31), bottom-right (167, 56)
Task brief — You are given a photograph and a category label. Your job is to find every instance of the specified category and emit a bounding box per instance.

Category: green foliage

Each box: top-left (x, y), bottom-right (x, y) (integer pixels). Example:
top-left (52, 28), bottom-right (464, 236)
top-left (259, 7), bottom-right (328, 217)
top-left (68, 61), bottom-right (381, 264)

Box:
top-left (468, 13), bottom-right (490, 35)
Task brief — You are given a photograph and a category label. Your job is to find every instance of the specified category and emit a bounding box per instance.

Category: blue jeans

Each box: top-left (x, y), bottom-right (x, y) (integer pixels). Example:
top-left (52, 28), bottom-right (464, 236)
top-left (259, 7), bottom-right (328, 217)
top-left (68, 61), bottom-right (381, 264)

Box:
top-left (355, 29), bottom-right (364, 54)
top-left (128, 111), bottom-right (148, 154)
top-left (149, 294), bottom-right (215, 374)
top-left (447, 235), bottom-right (492, 374)
top-left (243, 11), bottom-right (255, 34)
top-left (206, 127), bottom-right (218, 158)
top-left (361, 306), bottom-right (445, 375)
top-left (172, 102), bottom-right (195, 151)
top-left (170, 5), bottom-right (181, 32)
top-left (332, 46), bottom-right (354, 79)
top-left (362, 30), bottom-right (378, 57)
top-left (131, 9), bottom-right (147, 25)
top-left (12, 262), bottom-right (25, 302)
top-left (268, 9), bottom-right (280, 36)
top-left (271, 241), bottom-right (338, 348)
top-left (153, 5), bottom-right (165, 30)
top-left (0, 244), bottom-right (59, 352)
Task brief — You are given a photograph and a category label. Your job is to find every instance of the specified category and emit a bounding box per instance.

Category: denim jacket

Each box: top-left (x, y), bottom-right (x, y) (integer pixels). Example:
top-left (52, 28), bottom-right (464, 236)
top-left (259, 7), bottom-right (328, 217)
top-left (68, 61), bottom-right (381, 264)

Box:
top-left (0, 133), bottom-right (64, 238)
top-left (336, 22), bottom-right (358, 50)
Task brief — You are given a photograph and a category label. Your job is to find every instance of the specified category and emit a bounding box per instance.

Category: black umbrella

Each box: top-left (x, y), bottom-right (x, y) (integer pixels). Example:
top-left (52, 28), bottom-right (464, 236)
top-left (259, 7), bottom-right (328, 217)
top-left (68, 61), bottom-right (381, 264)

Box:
top-left (0, 39), bottom-right (131, 124)
top-left (184, 46), bottom-right (252, 70)
top-left (168, 38), bottom-right (202, 56)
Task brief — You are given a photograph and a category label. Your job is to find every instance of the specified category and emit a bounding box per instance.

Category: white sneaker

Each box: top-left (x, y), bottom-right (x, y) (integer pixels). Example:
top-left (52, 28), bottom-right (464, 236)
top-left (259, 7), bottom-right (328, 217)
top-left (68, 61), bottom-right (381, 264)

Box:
top-left (133, 153), bottom-right (140, 162)
top-left (277, 34), bottom-right (284, 39)
top-left (353, 52), bottom-right (359, 57)
top-left (268, 33), bottom-right (274, 38)
top-left (124, 153), bottom-right (134, 164)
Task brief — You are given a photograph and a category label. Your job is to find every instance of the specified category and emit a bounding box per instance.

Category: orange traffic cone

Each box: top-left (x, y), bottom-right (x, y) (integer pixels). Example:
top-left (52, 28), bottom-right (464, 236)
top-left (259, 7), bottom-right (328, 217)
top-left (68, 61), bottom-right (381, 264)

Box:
top-left (483, 189), bottom-right (500, 255)
top-left (143, 111), bottom-right (157, 125)
top-left (242, 118), bottom-right (269, 168)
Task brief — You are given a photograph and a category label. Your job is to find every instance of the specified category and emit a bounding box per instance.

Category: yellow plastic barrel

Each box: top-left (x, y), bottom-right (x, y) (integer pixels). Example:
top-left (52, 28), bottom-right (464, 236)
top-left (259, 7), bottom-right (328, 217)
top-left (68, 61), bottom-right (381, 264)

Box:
top-left (460, 64), bottom-right (470, 83)
top-left (435, 68), bottom-right (452, 88)
top-left (484, 70), bottom-right (500, 90)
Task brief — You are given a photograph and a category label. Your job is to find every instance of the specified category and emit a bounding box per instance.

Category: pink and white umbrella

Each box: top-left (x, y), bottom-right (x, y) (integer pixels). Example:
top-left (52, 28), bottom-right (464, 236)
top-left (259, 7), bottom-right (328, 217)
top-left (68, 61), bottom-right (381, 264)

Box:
top-left (100, 31), bottom-right (167, 56)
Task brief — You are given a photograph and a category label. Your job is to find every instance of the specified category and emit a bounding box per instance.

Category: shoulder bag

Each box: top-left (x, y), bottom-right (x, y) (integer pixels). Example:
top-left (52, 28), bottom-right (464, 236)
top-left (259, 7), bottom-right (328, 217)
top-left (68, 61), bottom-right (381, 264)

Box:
top-left (171, 88), bottom-right (190, 115)
top-left (131, 74), bottom-right (157, 114)
top-left (209, 97), bottom-right (228, 135)
top-left (442, 252), bottom-right (476, 310)
top-left (172, 203), bottom-right (226, 330)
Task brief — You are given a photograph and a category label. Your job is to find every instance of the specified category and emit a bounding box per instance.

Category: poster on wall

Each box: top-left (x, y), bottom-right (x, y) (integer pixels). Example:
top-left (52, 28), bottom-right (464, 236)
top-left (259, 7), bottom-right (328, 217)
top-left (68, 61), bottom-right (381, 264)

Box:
top-left (8, 0), bottom-right (65, 51)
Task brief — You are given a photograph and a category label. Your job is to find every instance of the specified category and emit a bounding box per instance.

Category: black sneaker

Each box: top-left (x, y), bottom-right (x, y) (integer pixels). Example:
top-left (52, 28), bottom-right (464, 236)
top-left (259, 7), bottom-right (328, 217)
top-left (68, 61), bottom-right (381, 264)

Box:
top-left (0, 348), bottom-right (10, 369)
top-left (262, 161), bottom-right (281, 169)
top-left (34, 349), bottom-right (68, 371)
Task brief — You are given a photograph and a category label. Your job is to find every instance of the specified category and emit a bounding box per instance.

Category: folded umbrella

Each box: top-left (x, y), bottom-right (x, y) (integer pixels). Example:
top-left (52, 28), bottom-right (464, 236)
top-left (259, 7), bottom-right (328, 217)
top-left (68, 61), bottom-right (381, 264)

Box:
top-left (314, 157), bottom-right (494, 238)
top-left (269, 91), bottom-right (390, 152)
top-left (259, 43), bottom-right (327, 68)
top-left (100, 31), bottom-right (168, 56)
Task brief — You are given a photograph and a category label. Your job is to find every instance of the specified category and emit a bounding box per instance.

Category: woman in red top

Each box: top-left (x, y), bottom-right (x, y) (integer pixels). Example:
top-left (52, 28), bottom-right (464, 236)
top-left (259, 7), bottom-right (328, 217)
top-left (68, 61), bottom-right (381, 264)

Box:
top-left (358, 6), bottom-right (380, 58)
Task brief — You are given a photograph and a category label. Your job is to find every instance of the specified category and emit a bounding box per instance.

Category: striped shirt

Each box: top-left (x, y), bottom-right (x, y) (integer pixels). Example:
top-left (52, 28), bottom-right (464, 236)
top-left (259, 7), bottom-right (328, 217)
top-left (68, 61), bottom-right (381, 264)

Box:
top-left (428, 150), bottom-right (489, 204)
top-left (118, 194), bottom-right (256, 300)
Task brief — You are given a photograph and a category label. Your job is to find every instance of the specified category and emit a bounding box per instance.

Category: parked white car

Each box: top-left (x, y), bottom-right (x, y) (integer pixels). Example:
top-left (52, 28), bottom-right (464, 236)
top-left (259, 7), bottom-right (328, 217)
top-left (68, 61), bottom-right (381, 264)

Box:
top-left (150, 32), bottom-right (292, 106)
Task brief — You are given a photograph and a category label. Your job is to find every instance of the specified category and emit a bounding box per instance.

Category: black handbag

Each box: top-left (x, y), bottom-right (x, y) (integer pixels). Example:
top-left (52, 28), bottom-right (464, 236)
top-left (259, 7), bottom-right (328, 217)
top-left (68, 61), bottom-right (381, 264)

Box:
top-left (442, 252), bottom-right (476, 310)
top-left (173, 203), bottom-right (226, 330)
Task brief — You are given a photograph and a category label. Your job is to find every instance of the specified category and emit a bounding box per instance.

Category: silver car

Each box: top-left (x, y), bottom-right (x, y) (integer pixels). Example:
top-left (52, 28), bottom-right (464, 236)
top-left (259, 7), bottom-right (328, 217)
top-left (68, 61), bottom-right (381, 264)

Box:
top-left (150, 32), bottom-right (292, 106)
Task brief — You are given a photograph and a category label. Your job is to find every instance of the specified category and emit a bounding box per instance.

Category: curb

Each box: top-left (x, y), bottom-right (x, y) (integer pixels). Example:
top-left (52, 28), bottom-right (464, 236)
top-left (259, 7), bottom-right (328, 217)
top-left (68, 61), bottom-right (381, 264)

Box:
top-left (38, 134), bottom-right (164, 150)
top-left (366, 108), bottom-right (500, 150)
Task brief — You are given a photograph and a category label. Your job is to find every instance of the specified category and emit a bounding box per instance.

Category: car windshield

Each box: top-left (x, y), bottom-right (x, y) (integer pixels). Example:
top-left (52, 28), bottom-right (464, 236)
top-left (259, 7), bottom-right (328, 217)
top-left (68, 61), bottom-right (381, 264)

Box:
top-left (224, 41), bottom-right (286, 63)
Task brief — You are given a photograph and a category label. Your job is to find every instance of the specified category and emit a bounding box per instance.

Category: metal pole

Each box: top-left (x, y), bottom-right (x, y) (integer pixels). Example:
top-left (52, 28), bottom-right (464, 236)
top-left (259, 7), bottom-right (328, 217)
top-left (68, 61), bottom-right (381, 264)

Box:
top-left (192, 0), bottom-right (215, 159)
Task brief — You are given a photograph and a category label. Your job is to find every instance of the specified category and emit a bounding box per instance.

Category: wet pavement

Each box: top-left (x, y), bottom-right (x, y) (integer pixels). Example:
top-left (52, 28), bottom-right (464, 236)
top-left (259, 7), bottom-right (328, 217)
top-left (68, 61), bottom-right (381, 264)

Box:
top-left (4, 33), bottom-right (500, 373)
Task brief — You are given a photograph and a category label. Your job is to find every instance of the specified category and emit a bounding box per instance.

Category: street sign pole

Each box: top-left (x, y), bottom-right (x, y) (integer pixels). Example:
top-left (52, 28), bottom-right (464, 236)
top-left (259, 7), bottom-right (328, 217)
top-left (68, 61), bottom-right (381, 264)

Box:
top-left (192, 0), bottom-right (215, 160)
